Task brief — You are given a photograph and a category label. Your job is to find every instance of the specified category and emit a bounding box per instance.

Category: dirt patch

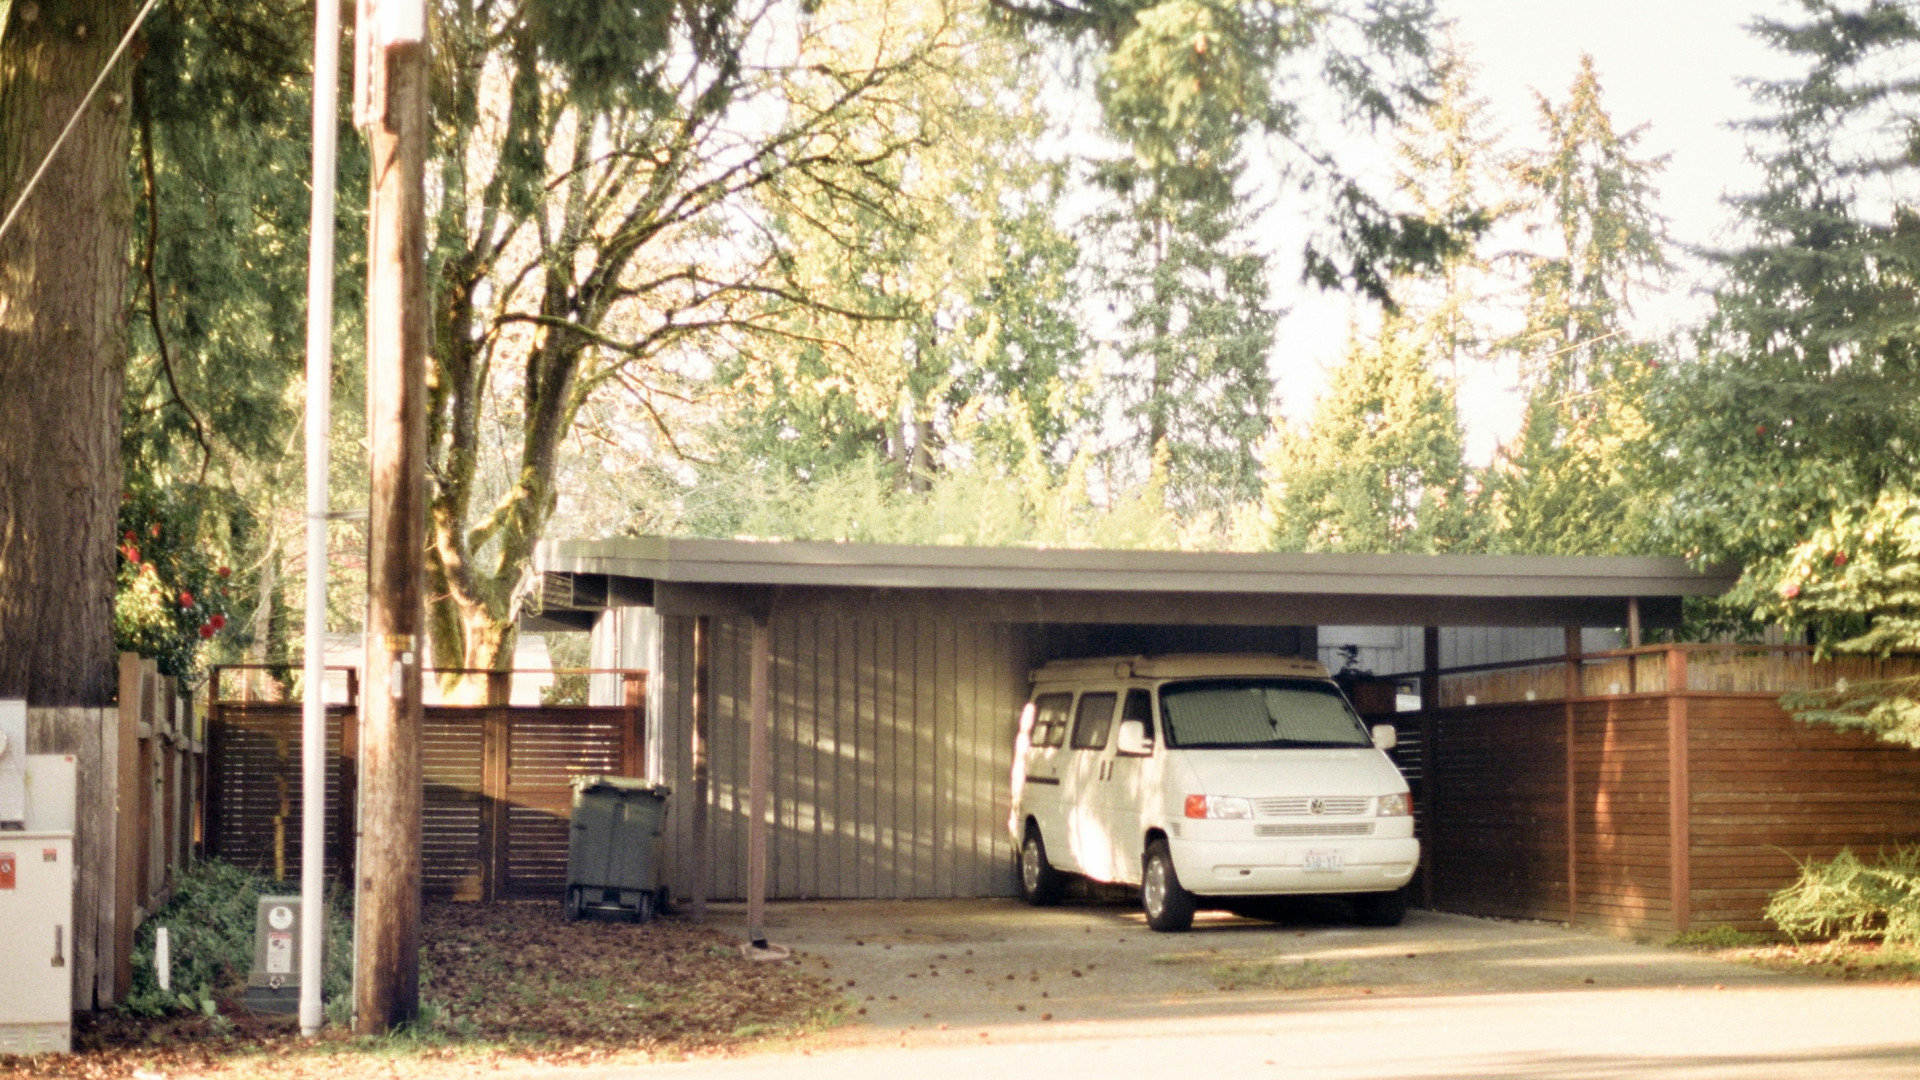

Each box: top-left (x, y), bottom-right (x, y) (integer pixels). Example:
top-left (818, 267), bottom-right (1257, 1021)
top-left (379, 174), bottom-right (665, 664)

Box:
top-left (2, 901), bottom-right (844, 1079)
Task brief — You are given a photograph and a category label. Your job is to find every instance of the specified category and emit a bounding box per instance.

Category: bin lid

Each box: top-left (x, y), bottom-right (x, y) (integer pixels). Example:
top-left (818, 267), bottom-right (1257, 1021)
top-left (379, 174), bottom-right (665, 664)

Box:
top-left (571, 775), bottom-right (671, 797)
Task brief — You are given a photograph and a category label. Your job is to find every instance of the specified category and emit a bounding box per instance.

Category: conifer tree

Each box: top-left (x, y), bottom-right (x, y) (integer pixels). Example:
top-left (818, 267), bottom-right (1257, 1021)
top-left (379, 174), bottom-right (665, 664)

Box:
top-left (1661, 0), bottom-right (1920, 741)
top-left (1493, 55), bottom-right (1671, 556)
top-left (1259, 317), bottom-right (1470, 553)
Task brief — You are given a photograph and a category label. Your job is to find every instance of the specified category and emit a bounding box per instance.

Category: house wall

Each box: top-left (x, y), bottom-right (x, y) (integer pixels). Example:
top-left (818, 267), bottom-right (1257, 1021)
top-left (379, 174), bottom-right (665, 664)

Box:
top-left (651, 612), bottom-right (1036, 900)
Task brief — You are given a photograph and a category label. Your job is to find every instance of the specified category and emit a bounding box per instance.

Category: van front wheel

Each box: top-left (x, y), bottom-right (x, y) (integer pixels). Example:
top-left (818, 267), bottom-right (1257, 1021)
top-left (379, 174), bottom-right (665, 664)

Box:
top-left (1019, 827), bottom-right (1066, 906)
top-left (1142, 841), bottom-right (1196, 932)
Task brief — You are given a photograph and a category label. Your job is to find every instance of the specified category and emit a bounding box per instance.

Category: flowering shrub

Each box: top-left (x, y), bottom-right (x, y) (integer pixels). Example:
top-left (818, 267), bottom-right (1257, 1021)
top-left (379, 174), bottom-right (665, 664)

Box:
top-left (113, 488), bottom-right (233, 679)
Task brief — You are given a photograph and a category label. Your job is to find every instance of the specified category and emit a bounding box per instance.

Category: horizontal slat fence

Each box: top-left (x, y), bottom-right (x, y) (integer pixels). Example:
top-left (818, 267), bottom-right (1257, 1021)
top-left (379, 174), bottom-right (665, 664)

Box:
top-left (1399, 645), bottom-right (1920, 938)
top-left (205, 668), bottom-right (644, 900)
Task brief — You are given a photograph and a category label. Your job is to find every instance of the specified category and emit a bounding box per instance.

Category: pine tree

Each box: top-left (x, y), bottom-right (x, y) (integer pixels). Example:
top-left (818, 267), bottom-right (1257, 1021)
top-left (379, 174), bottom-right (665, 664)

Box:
top-left (1493, 55), bottom-right (1671, 556)
top-left (1259, 317), bottom-right (1470, 553)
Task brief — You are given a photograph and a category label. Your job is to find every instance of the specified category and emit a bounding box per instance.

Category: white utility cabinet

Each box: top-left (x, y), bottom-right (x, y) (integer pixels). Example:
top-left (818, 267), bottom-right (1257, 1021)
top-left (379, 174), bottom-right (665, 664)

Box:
top-left (0, 732), bottom-right (77, 1055)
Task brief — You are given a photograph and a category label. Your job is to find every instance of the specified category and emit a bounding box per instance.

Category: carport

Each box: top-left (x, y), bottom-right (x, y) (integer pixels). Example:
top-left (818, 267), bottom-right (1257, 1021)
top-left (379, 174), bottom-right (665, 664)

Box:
top-left (531, 538), bottom-right (1748, 933)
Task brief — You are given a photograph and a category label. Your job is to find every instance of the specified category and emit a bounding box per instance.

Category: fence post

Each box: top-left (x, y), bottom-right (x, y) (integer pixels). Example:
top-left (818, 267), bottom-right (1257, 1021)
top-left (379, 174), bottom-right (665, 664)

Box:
top-left (621, 672), bottom-right (646, 777)
top-left (1667, 647), bottom-right (1691, 933)
top-left (1420, 626), bottom-right (1439, 910)
top-left (480, 671), bottom-right (511, 900)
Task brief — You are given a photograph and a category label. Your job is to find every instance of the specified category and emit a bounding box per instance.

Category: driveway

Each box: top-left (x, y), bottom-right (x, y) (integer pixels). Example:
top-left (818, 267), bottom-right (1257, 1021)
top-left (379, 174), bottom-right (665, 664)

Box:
top-left (729, 896), bottom-right (1796, 1031)
top-left (544, 897), bottom-right (1920, 1079)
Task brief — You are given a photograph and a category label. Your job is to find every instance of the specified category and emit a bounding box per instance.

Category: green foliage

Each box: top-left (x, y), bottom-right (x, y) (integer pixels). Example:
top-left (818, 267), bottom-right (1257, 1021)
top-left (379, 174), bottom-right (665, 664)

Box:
top-left (996, 0), bottom-right (1463, 303)
top-left (1660, 0), bottom-right (1920, 585)
top-left (1766, 847), bottom-right (1920, 945)
top-left (113, 486), bottom-right (237, 680)
top-left (1493, 56), bottom-right (1672, 556)
top-left (1666, 925), bottom-right (1767, 949)
top-left (122, 860), bottom-right (353, 1018)
top-left (1257, 318), bottom-right (1471, 553)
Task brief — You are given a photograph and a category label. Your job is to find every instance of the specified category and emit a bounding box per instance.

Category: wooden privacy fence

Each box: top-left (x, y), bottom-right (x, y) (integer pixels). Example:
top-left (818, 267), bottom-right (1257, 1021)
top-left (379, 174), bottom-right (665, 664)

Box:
top-left (20, 654), bottom-right (204, 1011)
top-left (204, 667), bottom-right (647, 900)
top-left (1377, 645), bottom-right (1920, 937)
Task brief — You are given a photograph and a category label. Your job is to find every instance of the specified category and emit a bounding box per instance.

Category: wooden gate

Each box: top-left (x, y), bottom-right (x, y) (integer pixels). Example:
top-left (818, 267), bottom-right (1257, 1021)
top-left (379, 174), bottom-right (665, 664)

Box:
top-left (205, 668), bottom-right (647, 900)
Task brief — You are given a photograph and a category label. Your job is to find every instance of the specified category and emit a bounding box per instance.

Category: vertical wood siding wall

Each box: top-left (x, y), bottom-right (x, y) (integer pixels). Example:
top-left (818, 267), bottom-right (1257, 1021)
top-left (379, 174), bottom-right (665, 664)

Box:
top-left (653, 613), bottom-right (1032, 901)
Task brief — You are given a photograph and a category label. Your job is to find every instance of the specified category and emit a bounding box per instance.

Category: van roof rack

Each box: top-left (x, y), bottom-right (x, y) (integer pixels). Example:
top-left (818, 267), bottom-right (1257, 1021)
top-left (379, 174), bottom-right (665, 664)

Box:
top-left (1030, 653), bottom-right (1330, 682)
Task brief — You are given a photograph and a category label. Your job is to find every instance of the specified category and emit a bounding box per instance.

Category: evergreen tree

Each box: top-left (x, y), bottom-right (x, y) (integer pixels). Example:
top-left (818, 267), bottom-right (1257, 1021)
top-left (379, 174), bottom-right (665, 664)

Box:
top-left (1258, 317), bottom-right (1470, 553)
top-left (1659, 0), bottom-right (1920, 741)
top-left (1493, 55), bottom-right (1671, 556)
top-left (1391, 31), bottom-right (1505, 381)
top-left (1089, 151), bottom-right (1275, 519)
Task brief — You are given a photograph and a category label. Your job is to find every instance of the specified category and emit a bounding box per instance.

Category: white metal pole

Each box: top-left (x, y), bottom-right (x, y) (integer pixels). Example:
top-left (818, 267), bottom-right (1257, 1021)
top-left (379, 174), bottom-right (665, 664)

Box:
top-left (300, 0), bottom-right (343, 1039)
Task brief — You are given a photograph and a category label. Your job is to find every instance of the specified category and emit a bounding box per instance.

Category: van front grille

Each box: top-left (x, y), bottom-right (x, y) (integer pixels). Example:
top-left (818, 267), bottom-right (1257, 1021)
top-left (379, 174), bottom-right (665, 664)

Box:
top-left (1255, 822), bottom-right (1375, 838)
top-left (1255, 796), bottom-right (1370, 817)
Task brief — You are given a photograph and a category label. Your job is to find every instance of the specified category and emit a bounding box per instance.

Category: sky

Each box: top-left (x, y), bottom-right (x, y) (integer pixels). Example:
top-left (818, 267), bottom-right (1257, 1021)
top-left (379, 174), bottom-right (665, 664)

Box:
top-left (1268, 0), bottom-right (1802, 464)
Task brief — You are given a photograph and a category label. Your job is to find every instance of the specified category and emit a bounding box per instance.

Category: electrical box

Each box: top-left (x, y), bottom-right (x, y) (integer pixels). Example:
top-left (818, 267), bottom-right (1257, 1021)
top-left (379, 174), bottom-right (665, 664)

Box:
top-left (242, 895), bottom-right (303, 1014)
top-left (0, 742), bottom-right (77, 1056)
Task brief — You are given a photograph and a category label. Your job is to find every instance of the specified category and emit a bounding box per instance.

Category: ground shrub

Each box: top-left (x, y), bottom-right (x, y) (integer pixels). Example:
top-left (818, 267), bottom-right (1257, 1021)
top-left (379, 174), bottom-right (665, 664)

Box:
top-left (1666, 926), bottom-right (1767, 949)
top-left (122, 859), bottom-right (352, 1018)
top-left (1765, 847), bottom-right (1920, 945)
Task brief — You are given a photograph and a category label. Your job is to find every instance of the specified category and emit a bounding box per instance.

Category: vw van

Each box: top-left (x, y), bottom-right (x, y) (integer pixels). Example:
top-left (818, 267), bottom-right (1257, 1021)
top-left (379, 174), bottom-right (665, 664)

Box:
top-left (1009, 654), bottom-right (1418, 931)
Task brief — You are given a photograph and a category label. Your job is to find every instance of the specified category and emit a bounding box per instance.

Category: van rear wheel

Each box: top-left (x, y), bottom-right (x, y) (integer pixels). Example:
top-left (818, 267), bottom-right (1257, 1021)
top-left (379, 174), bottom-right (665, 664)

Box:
top-left (1142, 840), bottom-right (1196, 932)
top-left (1019, 826), bottom-right (1066, 906)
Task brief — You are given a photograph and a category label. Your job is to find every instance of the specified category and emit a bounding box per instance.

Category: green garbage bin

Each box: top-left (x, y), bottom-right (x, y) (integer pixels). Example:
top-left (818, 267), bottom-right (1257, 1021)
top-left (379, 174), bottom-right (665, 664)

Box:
top-left (566, 776), bottom-right (671, 923)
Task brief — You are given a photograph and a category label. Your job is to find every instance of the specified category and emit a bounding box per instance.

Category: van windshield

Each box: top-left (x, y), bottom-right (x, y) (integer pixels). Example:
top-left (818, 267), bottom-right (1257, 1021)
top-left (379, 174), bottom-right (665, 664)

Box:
top-left (1158, 679), bottom-right (1373, 750)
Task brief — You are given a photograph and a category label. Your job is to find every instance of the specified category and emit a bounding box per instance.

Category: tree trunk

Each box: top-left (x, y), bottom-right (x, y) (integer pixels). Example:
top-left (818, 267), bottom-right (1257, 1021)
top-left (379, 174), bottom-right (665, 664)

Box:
top-left (0, 0), bottom-right (137, 706)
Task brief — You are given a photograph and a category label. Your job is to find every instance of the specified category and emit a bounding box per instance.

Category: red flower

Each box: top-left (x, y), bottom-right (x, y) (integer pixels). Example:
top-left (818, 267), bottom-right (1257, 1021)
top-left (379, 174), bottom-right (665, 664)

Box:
top-left (178, 591), bottom-right (195, 609)
top-left (122, 545), bottom-right (140, 564)
top-left (1783, 583), bottom-right (1802, 600)
top-left (149, 522), bottom-right (162, 538)
top-left (198, 623), bottom-right (216, 639)
top-left (1833, 552), bottom-right (1849, 568)
top-left (209, 613), bottom-right (226, 631)
top-left (1756, 423), bottom-right (1769, 436)
top-left (123, 530), bottom-right (136, 543)
top-left (216, 566), bottom-right (231, 579)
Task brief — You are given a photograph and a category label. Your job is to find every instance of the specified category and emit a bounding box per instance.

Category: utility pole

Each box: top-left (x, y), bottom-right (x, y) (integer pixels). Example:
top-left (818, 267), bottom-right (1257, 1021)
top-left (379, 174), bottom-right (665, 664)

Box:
top-left (353, 0), bottom-right (428, 1034)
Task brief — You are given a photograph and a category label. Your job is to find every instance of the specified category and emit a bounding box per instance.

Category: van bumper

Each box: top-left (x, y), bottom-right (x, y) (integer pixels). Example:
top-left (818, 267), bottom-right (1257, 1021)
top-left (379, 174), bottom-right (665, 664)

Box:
top-left (1168, 837), bottom-right (1419, 896)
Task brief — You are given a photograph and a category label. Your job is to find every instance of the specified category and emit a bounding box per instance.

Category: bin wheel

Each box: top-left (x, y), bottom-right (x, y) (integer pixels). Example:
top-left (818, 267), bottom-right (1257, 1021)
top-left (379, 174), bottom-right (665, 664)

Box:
top-left (631, 890), bottom-right (655, 924)
top-left (565, 886), bottom-right (584, 922)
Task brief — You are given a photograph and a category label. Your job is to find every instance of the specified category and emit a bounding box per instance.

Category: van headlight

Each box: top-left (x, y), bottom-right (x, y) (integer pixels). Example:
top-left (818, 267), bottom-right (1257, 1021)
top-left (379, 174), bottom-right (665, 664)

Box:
top-left (1184, 795), bottom-right (1253, 820)
top-left (1376, 792), bottom-right (1412, 817)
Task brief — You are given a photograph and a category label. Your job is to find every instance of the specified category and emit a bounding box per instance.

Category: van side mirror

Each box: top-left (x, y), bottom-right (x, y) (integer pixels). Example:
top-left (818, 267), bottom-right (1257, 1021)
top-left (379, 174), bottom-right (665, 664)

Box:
top-left (1371, 724), bottom-right (1397, 752)
top-left (1116, 719), bottom-right (1154, 756)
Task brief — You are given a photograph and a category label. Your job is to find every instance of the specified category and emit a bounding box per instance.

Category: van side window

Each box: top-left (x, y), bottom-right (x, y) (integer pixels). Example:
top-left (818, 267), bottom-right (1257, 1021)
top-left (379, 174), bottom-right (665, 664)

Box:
top-left (1121, 688), bottom-right (1153, 740)
top-left (1031, 693), bottom-right (1073, 748)
top-left (1070, 692), bottom-right (1118, 750)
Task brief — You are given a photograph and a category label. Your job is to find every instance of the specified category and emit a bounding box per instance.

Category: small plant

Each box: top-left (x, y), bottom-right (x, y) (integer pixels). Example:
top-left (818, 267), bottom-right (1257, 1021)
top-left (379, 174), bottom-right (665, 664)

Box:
top-left (1667, 926), bottom-right (1766, 949)
top-left (1765, 846), bottom-right (1920, 945)
top-left (122, 859), bottom-right (353, 1019)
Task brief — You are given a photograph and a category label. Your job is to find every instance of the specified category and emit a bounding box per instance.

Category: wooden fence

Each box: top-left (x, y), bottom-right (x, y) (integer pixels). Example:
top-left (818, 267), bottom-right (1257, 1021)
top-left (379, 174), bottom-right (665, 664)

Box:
top-left (204, 667), bottom-right (647, 900)
top-left (20, 654), bottom-right (203, 1010)
top-left (1381, 646), bottom-right (1920, 937)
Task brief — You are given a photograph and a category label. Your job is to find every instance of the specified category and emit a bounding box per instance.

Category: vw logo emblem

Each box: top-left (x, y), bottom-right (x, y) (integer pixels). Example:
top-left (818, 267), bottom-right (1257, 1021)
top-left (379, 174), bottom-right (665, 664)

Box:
top-left (1309, 797), bottom-right (1325, 815)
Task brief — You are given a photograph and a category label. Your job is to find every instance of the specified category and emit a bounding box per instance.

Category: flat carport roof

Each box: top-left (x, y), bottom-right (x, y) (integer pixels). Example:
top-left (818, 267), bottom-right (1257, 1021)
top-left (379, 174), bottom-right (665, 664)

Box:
top-left (530, 537), bottom-right (1738, 628)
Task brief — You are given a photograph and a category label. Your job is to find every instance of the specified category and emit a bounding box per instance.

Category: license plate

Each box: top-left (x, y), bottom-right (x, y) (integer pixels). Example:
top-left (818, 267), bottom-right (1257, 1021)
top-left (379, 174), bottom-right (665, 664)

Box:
top-left (1303, 850), bottom-right (1343, 872)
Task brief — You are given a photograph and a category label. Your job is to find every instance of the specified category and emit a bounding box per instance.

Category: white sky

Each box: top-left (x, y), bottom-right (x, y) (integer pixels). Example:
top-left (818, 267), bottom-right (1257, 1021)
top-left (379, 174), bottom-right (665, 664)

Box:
top-left (1267, 0), bottom-right (1802, 464)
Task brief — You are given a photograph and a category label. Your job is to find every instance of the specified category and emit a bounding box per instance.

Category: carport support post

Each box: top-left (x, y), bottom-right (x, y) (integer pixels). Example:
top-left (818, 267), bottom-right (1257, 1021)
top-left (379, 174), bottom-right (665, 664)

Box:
top-left (1421, 627), bottom-right (1438, 910)
top-left (688, 616), bottom-right (711, 921)
top-left (747, 614), bottom-right (771, 946)
top-left (1564, 627), bottom-right (1581, 927)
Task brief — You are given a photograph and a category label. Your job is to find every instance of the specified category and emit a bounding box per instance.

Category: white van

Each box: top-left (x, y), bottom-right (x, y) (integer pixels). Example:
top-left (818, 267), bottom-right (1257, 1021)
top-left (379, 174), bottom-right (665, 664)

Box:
top-left (1009, 654), bottom-right (1419, 931)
